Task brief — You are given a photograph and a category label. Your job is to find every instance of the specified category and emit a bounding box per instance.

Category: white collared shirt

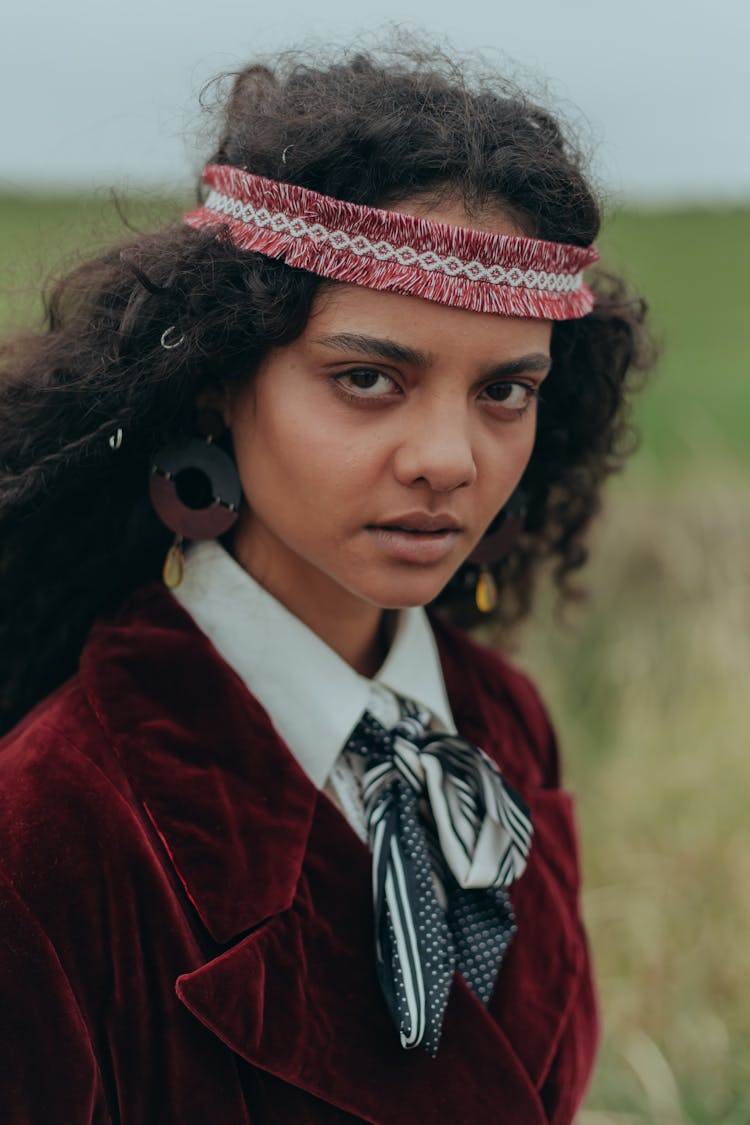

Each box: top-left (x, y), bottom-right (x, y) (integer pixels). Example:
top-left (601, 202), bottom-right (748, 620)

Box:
top-left (170, 540), bottom-right (456, 840)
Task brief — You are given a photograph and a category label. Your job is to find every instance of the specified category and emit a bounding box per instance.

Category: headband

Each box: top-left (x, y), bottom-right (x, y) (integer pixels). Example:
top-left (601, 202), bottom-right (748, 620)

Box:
top-left (183, 164), bottom-right (599, 320)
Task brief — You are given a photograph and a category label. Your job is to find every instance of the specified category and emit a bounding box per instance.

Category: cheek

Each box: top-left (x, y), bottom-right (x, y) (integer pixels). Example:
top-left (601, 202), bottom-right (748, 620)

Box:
top-left (232, 393), bottom-right (381, 515)
top-left (478, 412), bottom-right (537, 488)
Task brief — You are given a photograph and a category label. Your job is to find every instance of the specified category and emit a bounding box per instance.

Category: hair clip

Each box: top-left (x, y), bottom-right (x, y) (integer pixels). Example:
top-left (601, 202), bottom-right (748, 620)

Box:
top-left (160, 326), bottom-right (185, 350)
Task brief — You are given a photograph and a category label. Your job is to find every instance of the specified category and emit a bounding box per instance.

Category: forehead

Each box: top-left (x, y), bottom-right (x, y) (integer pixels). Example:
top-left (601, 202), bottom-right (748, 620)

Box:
top-left (306, 282), bottom-right (552, 361)
top-left (304, 193), bottom-right (552, 359)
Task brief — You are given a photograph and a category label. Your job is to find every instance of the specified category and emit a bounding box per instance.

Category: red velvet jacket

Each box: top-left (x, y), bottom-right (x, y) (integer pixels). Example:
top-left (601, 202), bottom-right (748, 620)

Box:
top-left (0, 582), bottom-right (598, 1124)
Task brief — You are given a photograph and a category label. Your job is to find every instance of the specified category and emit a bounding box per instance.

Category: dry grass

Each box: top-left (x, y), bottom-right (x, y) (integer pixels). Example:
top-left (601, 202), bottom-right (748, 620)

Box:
top-left (506, 471), bottom-right (750, 1122)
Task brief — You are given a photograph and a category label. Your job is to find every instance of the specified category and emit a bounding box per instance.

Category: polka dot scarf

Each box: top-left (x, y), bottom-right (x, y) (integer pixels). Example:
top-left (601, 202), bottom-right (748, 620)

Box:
top-left (344, 698), bottom-right (533, 1057)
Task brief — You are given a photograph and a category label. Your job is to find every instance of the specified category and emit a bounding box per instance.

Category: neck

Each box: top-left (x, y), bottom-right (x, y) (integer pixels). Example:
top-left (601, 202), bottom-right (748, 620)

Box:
top-left (228, 524), bottom-right (392, 677)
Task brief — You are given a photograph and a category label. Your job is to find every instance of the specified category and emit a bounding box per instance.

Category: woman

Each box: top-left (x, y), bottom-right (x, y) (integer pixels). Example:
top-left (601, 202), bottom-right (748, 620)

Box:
top-left (0, 47), bottom-right (650, 1124)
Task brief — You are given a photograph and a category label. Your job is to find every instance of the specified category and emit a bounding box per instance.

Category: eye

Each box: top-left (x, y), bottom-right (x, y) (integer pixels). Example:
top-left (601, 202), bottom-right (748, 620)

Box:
top-left (333, 368), bottom-right (399, 398)
top-left (481, 381), bottom-right (538, 414)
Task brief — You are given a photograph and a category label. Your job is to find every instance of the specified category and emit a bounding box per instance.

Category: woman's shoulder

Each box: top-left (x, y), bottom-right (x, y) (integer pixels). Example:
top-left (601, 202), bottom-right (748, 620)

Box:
top-left (0, 671), bottom-right (117, 796)
top-left (0, 669), bottom-right (145, 918)
top-left (0, 578), bottom-right (261, 916)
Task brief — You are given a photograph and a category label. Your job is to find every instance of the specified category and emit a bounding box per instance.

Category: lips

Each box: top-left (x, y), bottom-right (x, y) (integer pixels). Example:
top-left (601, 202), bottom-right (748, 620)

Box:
top-left (365, 516), bottom-right (463, 565)
top-left (370, 513), bottom-right (463, 534)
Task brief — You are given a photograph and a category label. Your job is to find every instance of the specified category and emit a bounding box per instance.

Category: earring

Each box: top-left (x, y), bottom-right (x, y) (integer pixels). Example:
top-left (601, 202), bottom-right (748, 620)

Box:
top-left (468, 487), bottom-right (528, 614)
top-left (474, 566), bottom-right (498, 614)
top-left (149, 409), bottom-right (242, 588)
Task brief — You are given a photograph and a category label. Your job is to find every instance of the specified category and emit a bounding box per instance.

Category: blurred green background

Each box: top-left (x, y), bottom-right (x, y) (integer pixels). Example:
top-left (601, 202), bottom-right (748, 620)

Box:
top-left (1, 195), bottom-right (749, 1123)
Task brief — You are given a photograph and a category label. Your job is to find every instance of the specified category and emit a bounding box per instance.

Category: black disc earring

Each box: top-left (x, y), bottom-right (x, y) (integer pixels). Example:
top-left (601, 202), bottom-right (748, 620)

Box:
top-left (148, 409), bottom-right (242, 588)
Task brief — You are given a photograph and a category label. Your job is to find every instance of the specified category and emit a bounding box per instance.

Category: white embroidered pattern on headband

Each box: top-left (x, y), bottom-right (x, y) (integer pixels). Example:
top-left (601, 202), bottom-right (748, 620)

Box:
top-left (201, 189), bottom-right (584, 295)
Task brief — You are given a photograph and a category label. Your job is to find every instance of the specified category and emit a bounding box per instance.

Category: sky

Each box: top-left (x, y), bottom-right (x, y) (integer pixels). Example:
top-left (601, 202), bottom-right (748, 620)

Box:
top-left (2, 0), bottom-right (748, 203)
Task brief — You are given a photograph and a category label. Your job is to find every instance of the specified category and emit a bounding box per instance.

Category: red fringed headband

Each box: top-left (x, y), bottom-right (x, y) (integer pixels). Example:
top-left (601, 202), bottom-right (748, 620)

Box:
top-left (184, 164), bottom-right (599, 320)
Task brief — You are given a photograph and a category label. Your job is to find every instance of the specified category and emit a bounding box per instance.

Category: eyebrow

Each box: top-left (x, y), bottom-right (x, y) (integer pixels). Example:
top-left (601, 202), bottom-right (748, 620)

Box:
top-left (314, 332), bottom-right (551, 379)
top-left (314, 333), bottom-right (434, 367)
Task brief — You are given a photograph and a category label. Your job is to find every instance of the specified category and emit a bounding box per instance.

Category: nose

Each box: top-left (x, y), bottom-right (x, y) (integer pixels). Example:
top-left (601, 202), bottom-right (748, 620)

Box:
top-left (392, 398), bottom-right (478, 493)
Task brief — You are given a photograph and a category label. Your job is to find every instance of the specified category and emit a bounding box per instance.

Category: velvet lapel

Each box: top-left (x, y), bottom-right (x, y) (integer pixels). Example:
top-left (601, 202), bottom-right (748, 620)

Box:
top-left (176, 793), bottom-right (548, 1124)
top-left (79, 582), bottom-right (319, 944)
top-left (80, 583), bottom-right (581, 1121)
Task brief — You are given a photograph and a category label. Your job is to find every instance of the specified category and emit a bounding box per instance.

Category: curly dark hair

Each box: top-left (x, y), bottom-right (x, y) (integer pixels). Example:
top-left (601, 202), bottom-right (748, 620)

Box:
top-left (0, 45), bottom-right (652, 736)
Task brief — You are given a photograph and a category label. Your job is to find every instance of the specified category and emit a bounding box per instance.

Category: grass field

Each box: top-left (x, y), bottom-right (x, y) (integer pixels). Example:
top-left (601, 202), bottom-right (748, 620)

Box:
top-left (2, 195), bottom-right (749, 1122)
top-left (599, 208), bottom-right (750, 479)
top-left (512, 474), bottom-right (750, 1123)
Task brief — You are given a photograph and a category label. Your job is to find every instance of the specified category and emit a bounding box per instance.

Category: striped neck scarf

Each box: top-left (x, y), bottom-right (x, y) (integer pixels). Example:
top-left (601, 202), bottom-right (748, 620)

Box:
top-left (344, 698), bottom-right (533, 1056)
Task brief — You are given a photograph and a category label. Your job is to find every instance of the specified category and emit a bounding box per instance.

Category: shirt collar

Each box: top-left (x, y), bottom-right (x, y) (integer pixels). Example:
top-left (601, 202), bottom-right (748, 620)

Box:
top-left (170, 540), bottom-right (455, 788)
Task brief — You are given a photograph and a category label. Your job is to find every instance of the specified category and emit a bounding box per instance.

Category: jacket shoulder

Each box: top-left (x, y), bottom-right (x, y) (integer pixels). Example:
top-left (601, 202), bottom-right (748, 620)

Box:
top-left (0, 674), bottom-right (150, 921)
top-left (0, 672), bottom-right (128, 813)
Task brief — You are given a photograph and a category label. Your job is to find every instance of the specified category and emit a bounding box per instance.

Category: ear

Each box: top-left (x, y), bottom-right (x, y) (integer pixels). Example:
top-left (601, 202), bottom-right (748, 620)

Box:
top-left (196, 383), bottom-right (233, 428)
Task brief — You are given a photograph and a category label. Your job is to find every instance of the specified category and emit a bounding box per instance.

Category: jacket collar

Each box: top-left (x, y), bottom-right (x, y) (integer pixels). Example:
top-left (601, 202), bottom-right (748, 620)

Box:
top-left (79, 582), bottom-right (586, 1119)
top-left (176, 793), bottom-right (550, 1124)
top-left (80, 581), bottom-right (319, 943)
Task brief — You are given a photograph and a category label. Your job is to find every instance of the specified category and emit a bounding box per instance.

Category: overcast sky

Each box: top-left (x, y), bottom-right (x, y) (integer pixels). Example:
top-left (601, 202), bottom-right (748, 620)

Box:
top-left (2, 0), bottom-right (748, 202)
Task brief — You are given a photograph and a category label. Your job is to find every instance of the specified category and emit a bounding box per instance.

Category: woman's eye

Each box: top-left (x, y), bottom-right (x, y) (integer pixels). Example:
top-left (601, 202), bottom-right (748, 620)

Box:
top-left (334, 369), bottom-right (397, 397)
top-left (482, 381), bottom-right (537, 413)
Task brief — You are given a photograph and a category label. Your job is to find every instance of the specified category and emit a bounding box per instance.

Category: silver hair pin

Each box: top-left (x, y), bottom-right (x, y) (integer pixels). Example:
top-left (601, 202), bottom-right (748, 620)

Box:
top-left (160, 326), bottom-right (185, 350)
top-left (108, 427), bottom-right (123, 451)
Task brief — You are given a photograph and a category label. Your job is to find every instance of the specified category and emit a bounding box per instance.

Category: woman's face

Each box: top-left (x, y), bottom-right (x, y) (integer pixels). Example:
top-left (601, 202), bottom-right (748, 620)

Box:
top-left (221, 205), bottom-right (552, 621)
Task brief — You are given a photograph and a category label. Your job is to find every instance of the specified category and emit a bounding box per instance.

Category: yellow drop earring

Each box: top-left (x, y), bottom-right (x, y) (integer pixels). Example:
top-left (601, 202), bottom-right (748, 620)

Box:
top-left (475, 566), bottom-right (498, 614)
top-left (468, 487), bottom-right (529, 615)
top-left (162, 536), bottom-right (186, 589)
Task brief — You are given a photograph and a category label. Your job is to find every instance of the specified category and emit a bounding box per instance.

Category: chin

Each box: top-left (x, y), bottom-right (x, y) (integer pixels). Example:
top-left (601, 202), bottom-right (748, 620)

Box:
top-left (356, 576), bottom-right (451, 611)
